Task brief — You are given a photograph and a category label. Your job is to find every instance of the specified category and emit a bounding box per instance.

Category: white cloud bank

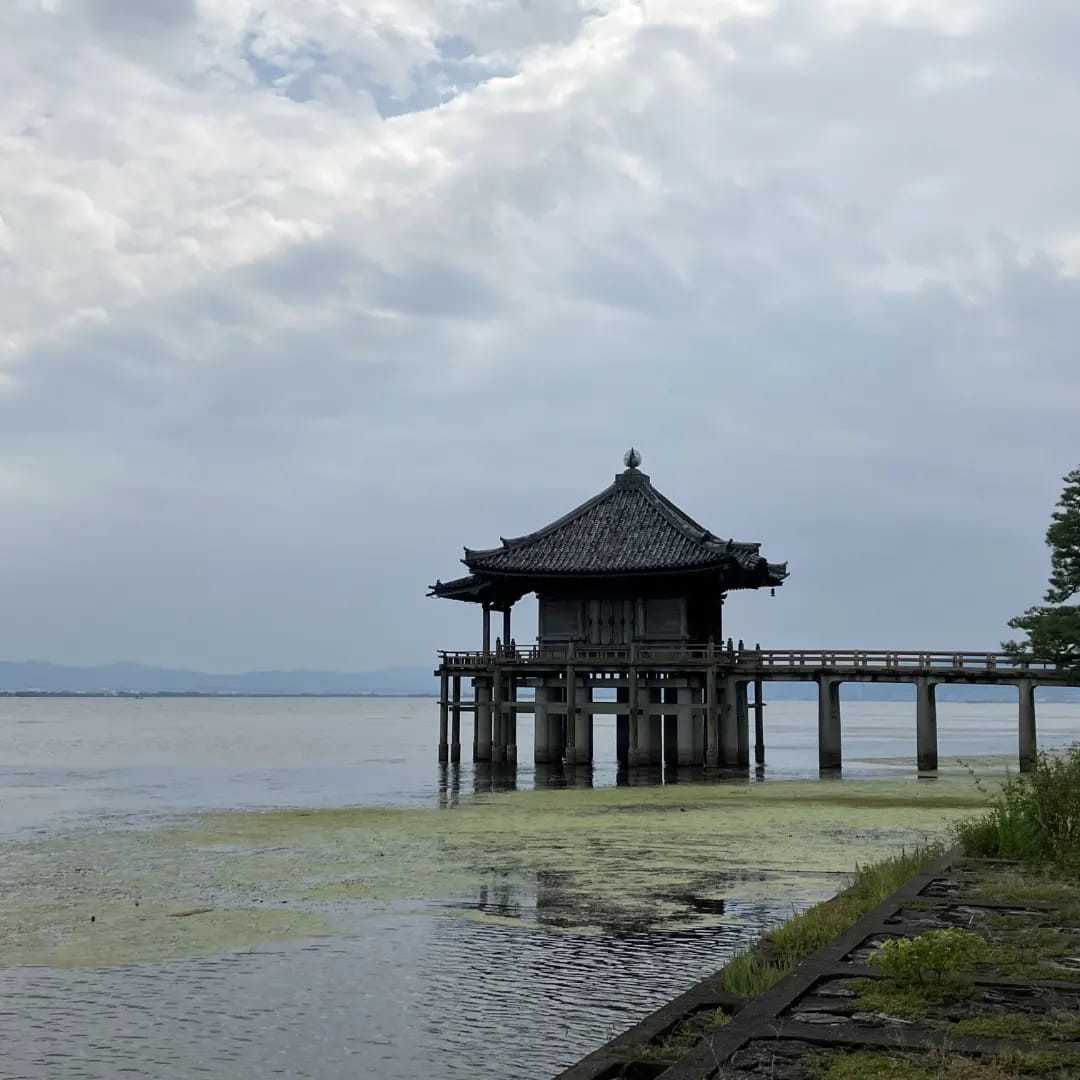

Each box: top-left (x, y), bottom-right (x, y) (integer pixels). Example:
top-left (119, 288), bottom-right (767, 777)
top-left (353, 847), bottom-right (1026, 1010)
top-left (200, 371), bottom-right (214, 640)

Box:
top-left (1, 0), bottom-right (1078, 669)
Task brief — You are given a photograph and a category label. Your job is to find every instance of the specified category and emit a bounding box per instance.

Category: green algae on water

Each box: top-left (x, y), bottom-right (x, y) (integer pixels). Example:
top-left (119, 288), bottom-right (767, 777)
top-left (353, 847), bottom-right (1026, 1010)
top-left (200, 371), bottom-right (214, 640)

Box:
top-left (0, 776), bottom-right (988, 967)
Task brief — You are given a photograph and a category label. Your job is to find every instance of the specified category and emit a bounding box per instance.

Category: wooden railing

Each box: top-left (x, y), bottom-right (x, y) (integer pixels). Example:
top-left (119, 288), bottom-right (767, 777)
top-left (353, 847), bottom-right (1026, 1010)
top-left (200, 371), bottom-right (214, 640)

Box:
top-left (437, 645), bottom-right (1063, 675)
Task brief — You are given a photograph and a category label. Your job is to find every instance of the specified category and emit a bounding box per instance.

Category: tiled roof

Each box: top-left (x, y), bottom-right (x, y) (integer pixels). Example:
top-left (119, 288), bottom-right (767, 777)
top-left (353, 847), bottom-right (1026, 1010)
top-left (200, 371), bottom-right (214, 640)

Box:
top-left (459, 468), bottom-right (787, 581)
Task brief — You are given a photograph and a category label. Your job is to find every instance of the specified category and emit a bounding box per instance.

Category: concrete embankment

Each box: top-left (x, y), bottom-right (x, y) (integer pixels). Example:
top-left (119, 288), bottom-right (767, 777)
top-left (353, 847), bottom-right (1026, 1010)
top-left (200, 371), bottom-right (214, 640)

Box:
top-left (556, 849), bottom-right (1080, 1079)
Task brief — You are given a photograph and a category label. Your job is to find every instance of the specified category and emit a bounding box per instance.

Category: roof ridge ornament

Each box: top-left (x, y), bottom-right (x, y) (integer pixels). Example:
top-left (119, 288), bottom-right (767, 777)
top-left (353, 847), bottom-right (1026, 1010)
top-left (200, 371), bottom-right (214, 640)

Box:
top-left (623, 447), bottom-right (642, 470)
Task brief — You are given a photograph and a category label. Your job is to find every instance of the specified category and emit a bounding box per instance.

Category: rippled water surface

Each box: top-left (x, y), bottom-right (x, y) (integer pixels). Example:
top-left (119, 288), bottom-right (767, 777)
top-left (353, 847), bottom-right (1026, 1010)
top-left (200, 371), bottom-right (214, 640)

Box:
top-left (1, 695), bottom-right (1078, 1079)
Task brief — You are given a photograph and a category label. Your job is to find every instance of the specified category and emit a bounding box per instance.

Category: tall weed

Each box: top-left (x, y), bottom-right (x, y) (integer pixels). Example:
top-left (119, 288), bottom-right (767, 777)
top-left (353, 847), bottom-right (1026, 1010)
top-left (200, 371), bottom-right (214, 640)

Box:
top-left (953, 745), bottom-right (1080, 873)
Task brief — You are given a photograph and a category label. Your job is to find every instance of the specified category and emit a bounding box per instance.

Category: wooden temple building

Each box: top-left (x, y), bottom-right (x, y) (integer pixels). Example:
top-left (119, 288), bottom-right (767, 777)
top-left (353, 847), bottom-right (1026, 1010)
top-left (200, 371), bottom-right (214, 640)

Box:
top-left (429, 450), bottom-right (788, 769)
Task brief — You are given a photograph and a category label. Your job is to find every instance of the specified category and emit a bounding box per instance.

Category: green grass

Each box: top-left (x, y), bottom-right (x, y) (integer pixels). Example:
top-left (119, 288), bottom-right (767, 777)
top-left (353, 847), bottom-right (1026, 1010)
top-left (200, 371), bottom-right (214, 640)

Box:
top-left (846, 976), bottom-right (976, 1019)
top-left (634, 1006), bottom-right (730, 1062)
top-left (949, 1011), bottom-right (1080, 1041)
top-left (810, 1047), bottom-right (1080, 1079)
top-left (953, 747), bottom-right (1080, 874)
top-left (722, 844), bottom-right (944, 997)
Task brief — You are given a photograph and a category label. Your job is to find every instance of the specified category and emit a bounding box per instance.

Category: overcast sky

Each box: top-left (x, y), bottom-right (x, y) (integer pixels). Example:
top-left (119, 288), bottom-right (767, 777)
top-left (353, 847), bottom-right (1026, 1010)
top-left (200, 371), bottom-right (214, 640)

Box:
top-left (1, 0), bottom-right (1077, 672)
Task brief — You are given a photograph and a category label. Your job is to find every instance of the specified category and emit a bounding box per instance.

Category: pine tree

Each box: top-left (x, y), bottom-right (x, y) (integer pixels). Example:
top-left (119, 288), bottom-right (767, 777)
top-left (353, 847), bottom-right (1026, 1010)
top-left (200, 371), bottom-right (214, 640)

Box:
top-left (1004, 467), bottom-right (1080, 669)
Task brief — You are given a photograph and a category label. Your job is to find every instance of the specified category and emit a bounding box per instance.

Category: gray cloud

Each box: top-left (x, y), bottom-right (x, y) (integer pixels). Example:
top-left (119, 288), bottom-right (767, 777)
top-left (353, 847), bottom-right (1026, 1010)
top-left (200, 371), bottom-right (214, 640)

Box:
top-left (1, 0), bottom-right (1077, 670)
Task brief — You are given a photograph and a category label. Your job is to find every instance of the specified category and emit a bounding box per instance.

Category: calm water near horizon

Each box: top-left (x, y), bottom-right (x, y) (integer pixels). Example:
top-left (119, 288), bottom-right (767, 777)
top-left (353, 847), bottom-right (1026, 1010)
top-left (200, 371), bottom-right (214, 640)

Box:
top-left (1, 696), bottom-right (1078, 1079)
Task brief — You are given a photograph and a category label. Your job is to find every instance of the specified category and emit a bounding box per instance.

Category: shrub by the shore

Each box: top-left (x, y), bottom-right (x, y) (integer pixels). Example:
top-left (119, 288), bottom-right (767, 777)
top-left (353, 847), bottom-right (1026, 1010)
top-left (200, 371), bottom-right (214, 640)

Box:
top-left (952, 745), bottom-right (1080, 874)
top-left (722, 844), bottom-right (944, 997)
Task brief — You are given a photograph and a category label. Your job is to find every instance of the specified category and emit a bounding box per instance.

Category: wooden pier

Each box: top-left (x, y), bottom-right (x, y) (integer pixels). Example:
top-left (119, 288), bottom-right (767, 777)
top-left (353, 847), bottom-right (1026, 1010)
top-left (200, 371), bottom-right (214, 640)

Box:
top-left (429, 452), bottom-right (1078, 774)
top-left (435, 645), bottom-right (1074, 773)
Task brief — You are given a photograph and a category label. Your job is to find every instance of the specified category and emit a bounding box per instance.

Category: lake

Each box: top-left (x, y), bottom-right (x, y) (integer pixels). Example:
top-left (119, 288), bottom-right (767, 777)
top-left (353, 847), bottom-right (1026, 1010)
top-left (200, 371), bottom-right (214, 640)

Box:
top-left (1, 695), bottom-right (1077, 1079)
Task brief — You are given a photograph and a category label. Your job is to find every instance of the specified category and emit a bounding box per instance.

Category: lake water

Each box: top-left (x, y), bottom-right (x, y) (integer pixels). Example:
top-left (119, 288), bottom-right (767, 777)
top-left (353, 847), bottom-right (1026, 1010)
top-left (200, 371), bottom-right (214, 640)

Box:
top-left (1, 695), bottom-right (1078, 1079)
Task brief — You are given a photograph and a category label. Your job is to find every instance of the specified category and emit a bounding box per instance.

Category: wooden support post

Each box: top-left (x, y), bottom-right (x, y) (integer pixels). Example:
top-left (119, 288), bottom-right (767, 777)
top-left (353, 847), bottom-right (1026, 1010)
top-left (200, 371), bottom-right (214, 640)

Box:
top-left (817, 676), bottom-right (842, 771)
top-left (482, 604), bottom-right (491, 656)
top-left (719, 676), bottom-right (740, 767)
top-left (475, 679), bottom-right (493, 762)
top-left (574, 682), bottom-right (594, 765)
top-left (616, 686), bottom-right (630, 766)
top-left (753, 677), bottom-right (765, 767)
top-left (676, 685), bottom-right (701, 765)
top-left (645, 685), bottom-right (663, 766)
top-left (534, 684), bottom-right (550, 763)
top-left (438, 670), bottom-right (449, 763)
top-left (705, 664), bottom-right (719, 767)
top-left (506, 675), bottom-right (518, 763)
top-left (503, 608), bottom-right (511, 647)
top-left (663, 683), bottom-right (678, 768)
top-left (564, 667), bottom-right (578, 763)
top-left (1018, 679), bottom-right (1037, 773)
top-left (916, 677), bottom-right (938, 771)
top-left (736, 681), bottom-right (750, 768)
top-left (492, 669), bottom-right (505, 763)
top-left (451, 675), bottom-right (461, 763)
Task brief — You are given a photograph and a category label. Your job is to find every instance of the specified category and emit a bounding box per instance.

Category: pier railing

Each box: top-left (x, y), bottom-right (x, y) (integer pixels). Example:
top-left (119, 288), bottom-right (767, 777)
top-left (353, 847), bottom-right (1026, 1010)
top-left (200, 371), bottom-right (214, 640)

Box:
top-left (437, 645), bottom-right (1062, 675)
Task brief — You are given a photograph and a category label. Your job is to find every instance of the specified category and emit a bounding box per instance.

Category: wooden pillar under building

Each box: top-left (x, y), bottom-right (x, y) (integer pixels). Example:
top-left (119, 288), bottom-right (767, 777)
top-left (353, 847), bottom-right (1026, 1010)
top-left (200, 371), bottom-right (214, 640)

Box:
top-left (663, 684), bottom-right (678, 768)
top-left (451, 675), bottom-right (462, 763)
top-left (817, 676), bottom-right (842, 771)
top-left (564, 667), bottom-right (579, 763)
top-left (506, 676), bottom-right (518, 763)
top-left (502, 608), bottom-right (511, 647)
top-left (676, 685), bottom-right (702, 765)
top-left (438, 670), bottom-right (449, 763)
top-left (736, 681), bottom-right (750, 768)
top-left (574, 683), bottom-right (594, 765)
top-left (719, 676), bottom-right (740, 767)
top-left (753, 677), bottom-right (765, 767)
top-left (1018, 679), bottom-right (1037, 773)
top-left (643, 685), bottom-right (663, 767)
top-left (616, 686), bottom-right (630, 765)
top-left (916, 677), bottom-right (938, 772)
top-left (534, 684), bottom-right (551, 763)
top-left (475, 679), bottom-right (493, 762)
top-left (492, 668), bottom-right (505, 763)
top-left (482, 604), bottom-right (492, 656)
top-left (628, 666), bottom-right (644, 766)
top-left (705, 665), bottom-right (719, 767)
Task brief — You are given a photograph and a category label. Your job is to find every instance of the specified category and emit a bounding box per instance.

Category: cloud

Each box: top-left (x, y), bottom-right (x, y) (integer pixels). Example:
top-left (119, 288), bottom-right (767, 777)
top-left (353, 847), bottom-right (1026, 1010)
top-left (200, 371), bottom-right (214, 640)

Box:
top-left (0, 0), bottom-right (1078, 669)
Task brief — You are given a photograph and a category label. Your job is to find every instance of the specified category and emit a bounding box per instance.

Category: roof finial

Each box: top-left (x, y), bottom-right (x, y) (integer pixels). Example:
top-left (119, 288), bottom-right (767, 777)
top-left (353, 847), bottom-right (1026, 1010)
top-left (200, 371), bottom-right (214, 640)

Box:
top-left (623, 447), bottom-right (642, 470)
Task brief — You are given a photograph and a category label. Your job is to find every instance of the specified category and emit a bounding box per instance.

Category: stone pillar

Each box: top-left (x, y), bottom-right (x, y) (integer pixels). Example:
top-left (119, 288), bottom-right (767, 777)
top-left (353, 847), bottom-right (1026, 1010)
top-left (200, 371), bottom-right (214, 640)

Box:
top-left (573, 682), bottom-right (593, 765)
top-left (450, 675), bottom-right (462, 763)
top-left (533, 684), bottom-right (551, 763)
top-left (817, 676), bottom-right (842, 771)
top-left (616, 686), bottom-right (630, 766)
top-left (506, 676), bottom-right (518, 764)
top-left (663, 684), bottom-right (678, 768)
top-left (644, 685), bottom-right (664, 766)
top-left (736, 681), bottom-right (750, 768)
top-left (705, 665), bottom-right (719, 767)
top-left (677, 685), bottom-right (702, 765)
top-left (551, 684), bottom-right (567, 762)
top-left (475, 679), bottom-right (493, 762)
top-left (719, 676), bottom-right (740, 766)
top-left (564, 667), bottom-right (580, 764)
top-left (492, 670), bottom-right (506, 763)
top-left (1018, 679), bottom-right (1037, 773)
top-left (916, 677), bottom-right (938, 772)
top-left (438, 670), bottom-right (449, 763)
top-left (753, 677), bottom-right (765, 767)
top-left (628, 668), bottom-right (644, 766)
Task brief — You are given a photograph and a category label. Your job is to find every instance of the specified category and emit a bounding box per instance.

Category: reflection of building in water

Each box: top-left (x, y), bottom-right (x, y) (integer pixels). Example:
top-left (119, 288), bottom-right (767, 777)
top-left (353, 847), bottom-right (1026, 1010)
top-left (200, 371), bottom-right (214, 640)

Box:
top-left (429, 451), bottom-right (786, 770)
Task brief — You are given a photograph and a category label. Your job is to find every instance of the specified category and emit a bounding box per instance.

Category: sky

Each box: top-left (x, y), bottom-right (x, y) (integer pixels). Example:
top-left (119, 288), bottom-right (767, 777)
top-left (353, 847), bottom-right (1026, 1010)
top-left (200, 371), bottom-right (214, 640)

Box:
top-left (1, 0), bottom-right (1078, 672)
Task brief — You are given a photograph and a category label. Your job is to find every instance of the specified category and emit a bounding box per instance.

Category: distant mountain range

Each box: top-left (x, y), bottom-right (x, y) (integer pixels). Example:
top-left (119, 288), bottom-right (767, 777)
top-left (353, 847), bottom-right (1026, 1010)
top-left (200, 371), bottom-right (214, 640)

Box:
top-left (1, 660), bottom-right (1078, 702)
top-left (0, 661), bottom-right (437, 696)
